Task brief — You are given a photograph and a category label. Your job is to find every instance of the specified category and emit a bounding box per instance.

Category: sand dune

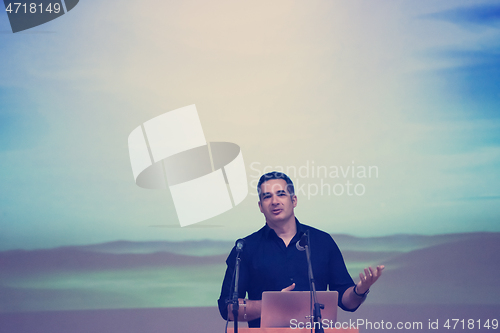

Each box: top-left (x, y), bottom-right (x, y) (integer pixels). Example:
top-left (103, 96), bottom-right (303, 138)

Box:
top-left (1, 232), bottom-right (498, 315)
top-left (0, 248), bottom-right (226, 272)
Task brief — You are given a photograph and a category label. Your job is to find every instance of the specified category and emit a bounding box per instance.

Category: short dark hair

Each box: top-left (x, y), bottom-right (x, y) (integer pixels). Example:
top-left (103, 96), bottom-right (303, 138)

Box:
top-left (257, 171), bottom-right (295, 199)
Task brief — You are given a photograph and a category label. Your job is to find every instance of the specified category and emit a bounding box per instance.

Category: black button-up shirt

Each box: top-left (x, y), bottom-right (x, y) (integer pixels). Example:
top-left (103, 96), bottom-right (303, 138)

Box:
top-left (217, 218), bottom-right (356, 328)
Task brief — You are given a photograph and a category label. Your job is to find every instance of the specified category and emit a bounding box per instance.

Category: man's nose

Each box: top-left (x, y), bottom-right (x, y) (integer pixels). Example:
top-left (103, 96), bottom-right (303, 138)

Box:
top-left (271, 195), bottom-right (279, 204)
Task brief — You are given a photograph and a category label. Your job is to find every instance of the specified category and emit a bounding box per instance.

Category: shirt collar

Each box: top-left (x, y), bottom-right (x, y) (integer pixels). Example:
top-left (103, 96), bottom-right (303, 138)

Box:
top-left (263, 217), bottom-right (303, 239)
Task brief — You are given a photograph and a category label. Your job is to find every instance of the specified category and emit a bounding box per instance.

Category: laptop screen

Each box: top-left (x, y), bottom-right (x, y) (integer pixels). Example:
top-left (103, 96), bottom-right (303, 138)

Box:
top-left (260, 291), bottom-right (338, 328)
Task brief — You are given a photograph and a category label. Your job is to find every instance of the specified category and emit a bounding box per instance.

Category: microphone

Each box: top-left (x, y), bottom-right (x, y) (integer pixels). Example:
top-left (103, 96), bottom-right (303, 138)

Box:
top-left (296, 232), bottom-right (308, 251)
top-left (235, 239), bottom-right (245, 252)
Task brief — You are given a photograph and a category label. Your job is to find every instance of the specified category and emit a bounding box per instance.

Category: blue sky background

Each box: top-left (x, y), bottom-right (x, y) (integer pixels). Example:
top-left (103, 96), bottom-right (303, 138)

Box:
top-left (0, 0), bottom-right (499, 251)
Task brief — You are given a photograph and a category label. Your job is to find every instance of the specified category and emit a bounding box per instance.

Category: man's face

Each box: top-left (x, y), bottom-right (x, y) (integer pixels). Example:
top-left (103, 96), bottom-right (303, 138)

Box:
top-left (258, 179), bottom-right (297, 225)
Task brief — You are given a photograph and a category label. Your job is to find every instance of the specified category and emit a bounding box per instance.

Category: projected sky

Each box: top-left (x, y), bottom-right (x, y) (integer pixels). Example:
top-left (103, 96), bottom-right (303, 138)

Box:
top-left (0, 0), bottom-right (499, 251)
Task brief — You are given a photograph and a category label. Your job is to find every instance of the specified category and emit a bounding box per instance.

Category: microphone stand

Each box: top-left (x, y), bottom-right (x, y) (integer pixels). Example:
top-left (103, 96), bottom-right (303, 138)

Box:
top-left (304, 231), bottom-right (324, 333)
top-left (231, 247), bottom-right (243, 333)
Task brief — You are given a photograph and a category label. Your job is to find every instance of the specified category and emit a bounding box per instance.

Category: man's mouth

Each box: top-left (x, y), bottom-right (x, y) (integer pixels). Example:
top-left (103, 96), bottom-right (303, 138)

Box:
top-left (272, 209), bottom-right (282, 214)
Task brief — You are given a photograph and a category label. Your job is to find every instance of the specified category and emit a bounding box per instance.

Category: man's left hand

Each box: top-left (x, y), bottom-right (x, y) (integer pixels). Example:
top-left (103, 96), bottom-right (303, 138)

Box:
top-left (356, 265), bottom-right (384, 294)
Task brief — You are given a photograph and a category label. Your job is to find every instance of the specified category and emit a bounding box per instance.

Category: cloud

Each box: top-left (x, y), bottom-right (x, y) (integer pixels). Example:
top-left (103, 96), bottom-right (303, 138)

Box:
top-left (426, 47), bottom-right (500, 121)
top-left (425, 4), bottom-right (500, 28)
top-left (458, 195), bottom-right (500, 201)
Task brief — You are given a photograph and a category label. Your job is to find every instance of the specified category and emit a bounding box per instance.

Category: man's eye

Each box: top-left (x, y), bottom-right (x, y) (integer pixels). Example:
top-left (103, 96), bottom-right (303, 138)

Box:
top-left (263, 195), bottom-right (271, 199)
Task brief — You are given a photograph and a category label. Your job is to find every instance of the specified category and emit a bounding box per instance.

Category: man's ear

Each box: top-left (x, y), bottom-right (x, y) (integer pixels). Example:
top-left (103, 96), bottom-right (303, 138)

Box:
top-left (258, 200), bottom-right (263, 213)
top-left (292, 195), bottom-right (297, 208)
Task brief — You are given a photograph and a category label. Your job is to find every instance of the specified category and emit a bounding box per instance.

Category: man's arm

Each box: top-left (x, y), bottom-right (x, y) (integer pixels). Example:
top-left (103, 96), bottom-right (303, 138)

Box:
top-left (226, 283), bottom-right (295, 321)
top-left (227, 299), bottom-right (262, 322)
top-left (342, 265), bottom-right (384, 310)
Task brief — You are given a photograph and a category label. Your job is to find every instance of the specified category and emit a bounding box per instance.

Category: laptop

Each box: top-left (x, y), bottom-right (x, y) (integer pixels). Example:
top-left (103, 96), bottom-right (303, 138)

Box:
top-left (260, 291), bottom-right (338, 328)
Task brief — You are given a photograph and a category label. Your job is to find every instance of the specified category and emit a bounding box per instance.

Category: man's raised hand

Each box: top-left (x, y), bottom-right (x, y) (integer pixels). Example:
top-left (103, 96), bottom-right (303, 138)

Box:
top-left (281, 283), bottom-right (295, 292)
top-left (356, 265), bottom-right (384, 294)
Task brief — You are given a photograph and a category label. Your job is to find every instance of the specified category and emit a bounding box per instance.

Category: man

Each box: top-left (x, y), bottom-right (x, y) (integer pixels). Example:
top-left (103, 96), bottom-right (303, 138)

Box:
top-left (217, 171), bottom-right (384, 328)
